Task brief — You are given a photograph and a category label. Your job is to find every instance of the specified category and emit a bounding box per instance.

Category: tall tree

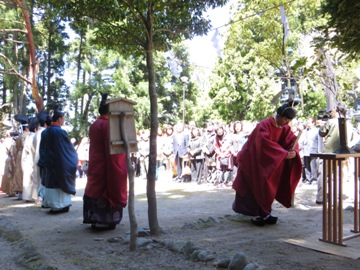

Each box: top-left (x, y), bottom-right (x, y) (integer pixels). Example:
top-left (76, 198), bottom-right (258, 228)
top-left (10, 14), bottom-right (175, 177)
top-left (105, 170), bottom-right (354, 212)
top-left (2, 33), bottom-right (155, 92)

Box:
top-left (320, 0), bottom-right (360, 59)
top-left (14, 0), bottom-right (43, 111)
top-left (0, 0), bottom-right (45, 114)
top-left (0, 0), bottom-right (30, 115)
top-left (35, 3), bottom-right (70, 108)
top-left (210, 0), bottom-right (359, 122)
top-left (44, 0), bottom-right (228, 235)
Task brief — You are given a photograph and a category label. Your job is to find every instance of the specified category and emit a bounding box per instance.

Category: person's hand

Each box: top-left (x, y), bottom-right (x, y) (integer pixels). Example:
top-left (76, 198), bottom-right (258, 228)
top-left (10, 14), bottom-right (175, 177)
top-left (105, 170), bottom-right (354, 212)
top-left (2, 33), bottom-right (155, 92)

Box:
top-left (286, 150), bottom-right (296, 159)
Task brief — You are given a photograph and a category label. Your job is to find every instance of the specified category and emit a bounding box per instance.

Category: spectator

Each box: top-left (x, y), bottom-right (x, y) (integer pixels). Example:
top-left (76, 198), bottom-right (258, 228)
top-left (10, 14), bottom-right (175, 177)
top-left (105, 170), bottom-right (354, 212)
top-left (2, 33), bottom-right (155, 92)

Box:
top-left (214, 125), bottom-right (233, 188)
top-left (77, 137), bottom-right (89, 178)
top-left (230, 121), bottom-right (244, 179)
top-left (137, 129), bottom-right (150, 178)
top-left (173, 122), bottom-right (189, 182)
top-left (300, 118), bottom-right (319, 184)
top-left (202, 121), bottom-right (216, 183)
top-left (187, 127), bottom-right (204, 184)
top-left (161, 124), bottom-right (174, 178)
top-left (156, 126), bottom-right (165, 180)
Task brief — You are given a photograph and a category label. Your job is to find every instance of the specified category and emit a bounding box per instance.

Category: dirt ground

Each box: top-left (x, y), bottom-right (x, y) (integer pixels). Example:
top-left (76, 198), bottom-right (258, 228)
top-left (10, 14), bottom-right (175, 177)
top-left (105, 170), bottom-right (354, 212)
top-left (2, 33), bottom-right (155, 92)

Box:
top-left (0, 170), bottom-right (359, 270)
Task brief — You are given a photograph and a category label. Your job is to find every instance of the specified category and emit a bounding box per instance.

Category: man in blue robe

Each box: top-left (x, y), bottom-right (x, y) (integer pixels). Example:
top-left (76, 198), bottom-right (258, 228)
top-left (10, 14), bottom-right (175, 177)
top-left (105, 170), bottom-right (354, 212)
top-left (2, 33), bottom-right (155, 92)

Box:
top-left (40, 110), bottom-right (78, 213)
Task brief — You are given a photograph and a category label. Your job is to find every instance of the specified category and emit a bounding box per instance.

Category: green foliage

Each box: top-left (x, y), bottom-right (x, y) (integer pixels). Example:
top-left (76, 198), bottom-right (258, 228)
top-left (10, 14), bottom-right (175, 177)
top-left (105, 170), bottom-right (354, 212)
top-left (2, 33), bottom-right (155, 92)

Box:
top-left (298, 45), bottom-right (360, 113)
top-left (0, 3), bottom-right (30, 115)
top-left (65, 38), bottom-right (200, 133)
top-left (39, 0), bottom-right (228, 137)
top-left (2, 0), bottom-right (359, 134)
top-left (33, 6), bottom-right (69, 107)
top-left (300, 89), bottom-right (327, 120)
top-left (46, 0), bottom-right (227, 55)
top-left (209, 0), bottom-right (359, 123)
top-left (320, 0), bottom-right (360, 59)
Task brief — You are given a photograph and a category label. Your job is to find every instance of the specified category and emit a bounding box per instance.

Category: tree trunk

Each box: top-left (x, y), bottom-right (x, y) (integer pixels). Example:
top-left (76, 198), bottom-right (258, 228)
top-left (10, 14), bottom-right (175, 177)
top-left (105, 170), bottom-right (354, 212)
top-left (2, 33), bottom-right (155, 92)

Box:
top-left (1, 81), bottom-right (6, 105)
top-left (15, 0), bottom-right (43, 111)
top-left (145, 4), bottom-right (161, 236)
top-left (119, 113), bottom-right (138, 251)
top-left (318, 48), bottom-right (337, 110)
top-left (47, 32), bottom-right (52, 100)
top-left (20, 62), bottom-right (28, 115)
top-left (11, 33), bottom-right (20, 115)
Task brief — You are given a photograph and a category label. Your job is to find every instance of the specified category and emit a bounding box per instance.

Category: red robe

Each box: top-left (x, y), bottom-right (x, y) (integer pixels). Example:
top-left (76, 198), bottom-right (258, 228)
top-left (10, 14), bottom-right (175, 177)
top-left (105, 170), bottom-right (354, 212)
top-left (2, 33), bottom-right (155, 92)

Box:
top-left (232, 117), bottom-right (302, 215)
top-left (85, 115), bottom-right (128, 207)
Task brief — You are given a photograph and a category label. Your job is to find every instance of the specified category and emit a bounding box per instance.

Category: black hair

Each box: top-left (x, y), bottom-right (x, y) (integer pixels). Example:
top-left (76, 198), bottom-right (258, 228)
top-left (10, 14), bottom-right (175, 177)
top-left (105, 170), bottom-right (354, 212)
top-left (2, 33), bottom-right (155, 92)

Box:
top-left (28, 117), bottom-right (39, 132)
top-left (276, 101), bottom-right (297, 120)
top-left (215, 125), bottom-right (225, 138)
top-left (52, 110), bottom-right (65, 122)
top-left (99, 93), bottom-right (109, 115)
top-left (45, 115), bottom-right (52, 126)
top-left (37, 110), bottom-right (49, 127)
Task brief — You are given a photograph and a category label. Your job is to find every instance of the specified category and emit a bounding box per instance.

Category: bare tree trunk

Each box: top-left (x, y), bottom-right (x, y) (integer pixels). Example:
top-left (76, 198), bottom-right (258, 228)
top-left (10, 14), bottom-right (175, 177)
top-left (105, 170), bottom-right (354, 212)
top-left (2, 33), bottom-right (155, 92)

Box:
top-left (119, 113), bottom-right (137, 251)
top-left (21, 79), bottom-right (27, 115)
top-left (144, 4), bottom-right (161, 236)
top-left (77, 32), bottom-right (83, 82)
top-left (11, 33), bottom-right (20, 115)
top-left (15, 0), bottom-right (43, 111)
top-left (1, 81), bottom-right (6, 105)
top-left (46, 33), bottom-right (52, 100)
top-left (74, 33), bottom-right (83, 126)
top-left (318, 48), bottom-right (337, 110)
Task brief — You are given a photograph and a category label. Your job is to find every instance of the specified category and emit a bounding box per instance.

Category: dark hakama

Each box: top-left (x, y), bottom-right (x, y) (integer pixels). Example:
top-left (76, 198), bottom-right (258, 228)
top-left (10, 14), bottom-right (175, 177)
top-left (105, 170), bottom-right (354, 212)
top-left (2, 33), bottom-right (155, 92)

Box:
top-left (83, 195), bottom-right (123, 229)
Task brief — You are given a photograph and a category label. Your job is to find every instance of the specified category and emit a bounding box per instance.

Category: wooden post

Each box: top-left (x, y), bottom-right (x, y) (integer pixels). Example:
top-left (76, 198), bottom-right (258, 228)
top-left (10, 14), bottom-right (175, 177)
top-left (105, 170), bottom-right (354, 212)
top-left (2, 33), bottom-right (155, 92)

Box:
top-left (119, 112), bottom-right (138, 251)
top-left (107, 97), bottom-right (138, 250)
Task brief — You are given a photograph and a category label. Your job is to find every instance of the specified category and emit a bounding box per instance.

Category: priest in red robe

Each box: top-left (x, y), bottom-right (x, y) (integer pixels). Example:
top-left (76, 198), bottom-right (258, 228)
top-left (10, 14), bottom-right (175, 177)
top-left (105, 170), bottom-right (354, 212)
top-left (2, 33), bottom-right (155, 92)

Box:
top-left (83, 93), bottom-right (128, 230)
top-left (232, 101), bottom-right (302, 226)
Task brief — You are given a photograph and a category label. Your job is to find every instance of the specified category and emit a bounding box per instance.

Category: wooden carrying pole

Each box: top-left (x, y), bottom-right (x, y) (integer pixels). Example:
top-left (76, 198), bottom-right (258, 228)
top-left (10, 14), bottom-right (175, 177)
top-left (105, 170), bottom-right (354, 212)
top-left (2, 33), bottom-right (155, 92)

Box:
top-left (119, 112), bottom-right (138, 251)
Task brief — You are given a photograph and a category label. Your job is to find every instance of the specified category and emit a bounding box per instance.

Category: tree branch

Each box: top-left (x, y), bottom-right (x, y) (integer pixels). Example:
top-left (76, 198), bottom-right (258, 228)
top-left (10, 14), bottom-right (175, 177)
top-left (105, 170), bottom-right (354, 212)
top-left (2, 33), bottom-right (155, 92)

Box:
top-left (0, 28), bottom-right (27, 34)
top-left (3, 38), bottom-right (28, 44)
top-left (0, 70), bottom-right (17, 75)
top-left (0, 52), bottom-right (32, 84)
top-left (0, 18), bottom-right (24, 25)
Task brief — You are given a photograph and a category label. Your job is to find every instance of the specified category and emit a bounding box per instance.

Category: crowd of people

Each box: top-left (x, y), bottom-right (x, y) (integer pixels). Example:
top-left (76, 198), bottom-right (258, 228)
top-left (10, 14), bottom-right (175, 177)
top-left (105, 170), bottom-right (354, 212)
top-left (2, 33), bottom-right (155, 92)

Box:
top-left (135, 120), bottom-right (257, 188)
top-left (0, 110), bottom-right (78, 214)
top-left (0, 96), bottom-right (128, 230)
top-left (1, 100), bottom-right (360, 227)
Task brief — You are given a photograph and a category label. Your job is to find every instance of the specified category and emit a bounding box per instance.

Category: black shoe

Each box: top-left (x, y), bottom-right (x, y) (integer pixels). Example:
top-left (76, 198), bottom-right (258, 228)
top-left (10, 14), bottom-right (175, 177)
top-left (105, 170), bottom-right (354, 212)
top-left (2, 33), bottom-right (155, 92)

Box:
top-left (315, 200), bottom-right (323, 205)
top-left (264, 215), bottom-right (278, 225)
top-left (50, 206), bottom-right (70, 214)
top-left (251, 216), bottom-right (266, 226)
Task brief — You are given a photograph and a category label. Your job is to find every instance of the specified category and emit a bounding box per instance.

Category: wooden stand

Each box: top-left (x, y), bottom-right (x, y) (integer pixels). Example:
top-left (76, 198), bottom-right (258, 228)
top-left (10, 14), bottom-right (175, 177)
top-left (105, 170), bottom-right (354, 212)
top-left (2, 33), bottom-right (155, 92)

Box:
top-left (311, 153), bottom-right (360, 246)
top-left (107, 97), bottom-right (138, 251)
top-left (107, 98), bottom-right (138, 154)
